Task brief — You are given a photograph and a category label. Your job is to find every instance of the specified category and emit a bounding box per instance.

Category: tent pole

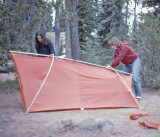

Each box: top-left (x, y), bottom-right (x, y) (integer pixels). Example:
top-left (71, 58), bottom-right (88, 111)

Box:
top-left (10, 50), bottom-right (132, 75)
top-left (109, 67), bottom-right (141, 108)
top-left (10, 50), bottom-right (50, 57)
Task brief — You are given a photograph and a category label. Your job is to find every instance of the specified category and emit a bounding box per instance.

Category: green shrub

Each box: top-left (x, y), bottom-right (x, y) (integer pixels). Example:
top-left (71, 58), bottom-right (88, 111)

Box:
top-left (148, 76), bottom-right (160, 90)
top-left (0, 79), bottom-right (19, 92)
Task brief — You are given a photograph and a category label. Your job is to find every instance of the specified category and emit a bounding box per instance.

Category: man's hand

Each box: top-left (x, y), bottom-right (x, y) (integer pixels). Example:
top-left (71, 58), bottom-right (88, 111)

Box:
top-left (50, 54), bottom-right (54, 58)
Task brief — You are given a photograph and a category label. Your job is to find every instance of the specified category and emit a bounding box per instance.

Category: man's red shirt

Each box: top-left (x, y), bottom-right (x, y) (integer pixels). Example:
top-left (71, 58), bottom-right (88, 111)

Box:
top-left (110, 43), bottom-right (138, 68)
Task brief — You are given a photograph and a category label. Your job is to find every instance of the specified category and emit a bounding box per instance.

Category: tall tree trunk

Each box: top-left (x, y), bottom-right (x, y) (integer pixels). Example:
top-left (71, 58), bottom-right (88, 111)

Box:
top-left (6, 1), bottom-right (11, 46)
top-left (30, 0), bottom-right (36, 52)
top-left (55, 7), bottom-right (61, 56)
top-left (140, 37), bottom-right (148, 86)
top-left (133, 0), bottom-right (137, 33)
top-left (126, 0), bottom-right (129, 25)
top-left (6, 32), bottom-right (11, 46)
top-left (70, 0), bottom-right (81, 60)
top-left (65, 1), bottom-right (72, 59)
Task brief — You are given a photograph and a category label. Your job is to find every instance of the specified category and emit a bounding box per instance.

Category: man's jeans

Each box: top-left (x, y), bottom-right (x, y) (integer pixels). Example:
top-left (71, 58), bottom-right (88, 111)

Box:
top-left (122, 58), bottom-right (142, 97)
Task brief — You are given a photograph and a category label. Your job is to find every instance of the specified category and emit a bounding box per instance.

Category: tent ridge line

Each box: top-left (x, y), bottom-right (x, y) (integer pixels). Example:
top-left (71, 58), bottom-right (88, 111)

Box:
top-left (10, 50), bottom-right (132, 75)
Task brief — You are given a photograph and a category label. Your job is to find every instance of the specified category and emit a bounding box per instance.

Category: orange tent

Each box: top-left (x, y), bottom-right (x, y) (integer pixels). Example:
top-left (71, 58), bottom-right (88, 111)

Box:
top-left (10, 51), bottom-right (139, 113)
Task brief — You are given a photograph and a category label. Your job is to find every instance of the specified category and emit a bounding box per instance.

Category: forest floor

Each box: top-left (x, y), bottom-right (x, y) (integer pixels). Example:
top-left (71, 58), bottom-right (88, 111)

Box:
top-left (0, 74), bottom-right (160, 137)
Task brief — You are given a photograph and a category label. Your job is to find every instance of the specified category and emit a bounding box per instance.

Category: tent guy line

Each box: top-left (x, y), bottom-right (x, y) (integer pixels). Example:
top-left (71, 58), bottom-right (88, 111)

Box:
top-left (26, 54), bottom-right (55, 113)
top-left (111, 68), bottom-right (141, 108)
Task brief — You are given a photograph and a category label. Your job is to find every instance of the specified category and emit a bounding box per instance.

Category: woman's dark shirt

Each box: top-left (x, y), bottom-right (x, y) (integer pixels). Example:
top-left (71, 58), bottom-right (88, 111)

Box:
top-left (36, 40), bottom-right (55, 55)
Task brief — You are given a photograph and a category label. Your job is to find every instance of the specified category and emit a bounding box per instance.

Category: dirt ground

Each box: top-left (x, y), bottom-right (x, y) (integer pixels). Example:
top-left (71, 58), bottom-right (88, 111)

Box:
top-left (0, 88), bottom-right (160, 137)
top-left (0, 73), bottom-right (17, 82)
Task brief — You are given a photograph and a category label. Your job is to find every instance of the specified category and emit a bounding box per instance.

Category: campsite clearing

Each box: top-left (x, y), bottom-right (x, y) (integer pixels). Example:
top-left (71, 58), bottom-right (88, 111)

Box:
top-left (0, 88), bottom-right (160, 137)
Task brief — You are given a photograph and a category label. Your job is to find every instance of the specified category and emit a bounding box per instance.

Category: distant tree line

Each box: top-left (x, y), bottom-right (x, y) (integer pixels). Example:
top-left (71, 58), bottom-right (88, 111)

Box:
top-left (0, 0), bottom-right (160, 88)
top-left (0, 0), bottom-right (53, 64)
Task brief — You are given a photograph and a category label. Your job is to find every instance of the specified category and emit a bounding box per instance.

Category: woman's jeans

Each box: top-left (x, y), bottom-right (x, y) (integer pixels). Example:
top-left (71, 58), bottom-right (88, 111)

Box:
top-left (122, 58), bottom-right (142, 97)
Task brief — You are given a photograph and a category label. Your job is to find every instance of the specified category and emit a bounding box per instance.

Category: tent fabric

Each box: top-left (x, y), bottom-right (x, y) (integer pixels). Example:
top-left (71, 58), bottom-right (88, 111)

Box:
top-left (139, 122), bottom-right (160, 130)
top-left (130, 112), bottom-right (151, 120)
top-left (11, 52), bottom-right (139, 113)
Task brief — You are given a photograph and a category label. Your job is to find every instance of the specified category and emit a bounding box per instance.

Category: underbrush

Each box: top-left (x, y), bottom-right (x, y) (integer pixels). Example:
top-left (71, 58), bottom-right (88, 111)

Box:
top-left (0, 79), bottom-right (19, 93)
top-left (149, 79), bottom-right (160, 90)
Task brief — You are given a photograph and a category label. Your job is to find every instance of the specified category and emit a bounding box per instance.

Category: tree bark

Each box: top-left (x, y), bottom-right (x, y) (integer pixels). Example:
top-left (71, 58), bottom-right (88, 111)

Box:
top-left (140, 37), bottom-right (148, 86)
top-left (30, 0), bottom-right (36, 52)
top-left (65, 1), bottom-right (72, 59)
top-left (70, 0), bottom-right (81, 60)
top-left (55, 7), bottom-right (61, 56)
top-left (133, 0), bottom-right (137, 33)
top-left (126, 0), bottom-right (129, 25)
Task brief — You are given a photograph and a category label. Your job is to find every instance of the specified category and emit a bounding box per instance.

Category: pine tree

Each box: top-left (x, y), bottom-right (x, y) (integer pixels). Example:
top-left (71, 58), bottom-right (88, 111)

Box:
top-left (70, 0), bottom-right (81, 60)
top-left (97, 0), bottom-right (129, 46)
top-left (77, 0), bottom-right (106, 64)
top-left (59, 2), bottom-right (66, 32)
top-left (65, 0), bottom-right (72, 59)
top-left (77, 0), bottom-right (97, 48)
top-left (142, 0), bottom-right (160, 19)
top-left (52, 0), bottom-right (62, 56)
top-left (132, 12), bottom-right (160, 88)
top-left (0, 0), bottom-right (53, 67)
top-left (65, 0), bottom-right (81, 60)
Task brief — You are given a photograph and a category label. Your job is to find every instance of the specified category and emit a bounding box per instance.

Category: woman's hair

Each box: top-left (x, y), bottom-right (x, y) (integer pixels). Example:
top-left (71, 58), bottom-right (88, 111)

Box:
top-left (35, 31), bottom-right (48, 48)
top-left (108, 37), bottom-right (122, 48)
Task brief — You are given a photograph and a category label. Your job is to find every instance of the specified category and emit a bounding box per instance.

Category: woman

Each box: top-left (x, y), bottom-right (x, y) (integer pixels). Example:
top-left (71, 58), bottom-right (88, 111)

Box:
top-left (108, 37), bottom-right (142, 100)
top-left (35, 32), bottom-right (55, 55)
